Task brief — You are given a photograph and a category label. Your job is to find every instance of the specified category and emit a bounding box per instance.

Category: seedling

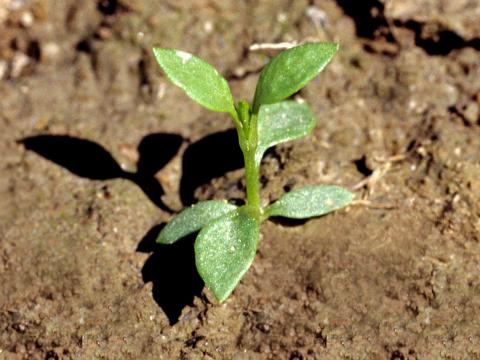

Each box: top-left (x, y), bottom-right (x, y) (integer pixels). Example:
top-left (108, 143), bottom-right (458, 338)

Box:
top-left (153, 43), bottom-right (353, 302)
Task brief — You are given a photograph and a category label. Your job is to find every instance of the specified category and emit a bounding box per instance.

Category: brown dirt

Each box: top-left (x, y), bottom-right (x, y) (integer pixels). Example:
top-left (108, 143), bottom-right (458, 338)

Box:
top-left (1, 0), bottom-right (480, 359)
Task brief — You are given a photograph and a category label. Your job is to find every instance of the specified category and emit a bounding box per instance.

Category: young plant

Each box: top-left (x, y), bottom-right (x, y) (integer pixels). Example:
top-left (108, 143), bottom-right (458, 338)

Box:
top-left (153, 43), bottom-right (353, 302)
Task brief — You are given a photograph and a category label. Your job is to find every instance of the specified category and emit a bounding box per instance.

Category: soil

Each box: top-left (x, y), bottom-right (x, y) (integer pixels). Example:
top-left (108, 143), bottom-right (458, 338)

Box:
top-left (1, 0), bottom-right (480, 359)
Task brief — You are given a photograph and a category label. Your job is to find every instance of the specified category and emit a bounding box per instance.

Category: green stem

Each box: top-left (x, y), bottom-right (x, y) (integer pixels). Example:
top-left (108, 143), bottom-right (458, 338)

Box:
top-left (244, 148), bottom-right (260, 208)
top-left (231, 103), bottom-right (261, 219)
top-left (243, 115), bottom-right (261, 216)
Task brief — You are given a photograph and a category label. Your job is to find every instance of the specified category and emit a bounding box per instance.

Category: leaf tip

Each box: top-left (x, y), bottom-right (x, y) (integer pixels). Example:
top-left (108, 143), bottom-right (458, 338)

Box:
top-left (216, 292), bottom-right (230, 303)
top-left (155, 230), bottom-right (169, 245)
top-left (329, 186), bottom-right (355, 207)
top-left (341, 187), bottom-right (355, 202)
top-left (315, 41), bottom-right (340, 59)
top-left (321, 42), bottom-right (340, 59)
top-left (152, 47), bottom-right (164, 58)
top-left (347, 189), bottom-right (355, 201)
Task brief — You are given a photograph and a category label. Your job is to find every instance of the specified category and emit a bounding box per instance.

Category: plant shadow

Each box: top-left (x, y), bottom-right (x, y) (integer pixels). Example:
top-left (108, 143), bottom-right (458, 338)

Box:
top-left (19, 133), bottom-right (183, 212)
top-left (180, 128), bottom-right (244, 205)
top-left (137, 224), bottom-right (203, 325)
top-left (20, 128), bottom-right (244, 325)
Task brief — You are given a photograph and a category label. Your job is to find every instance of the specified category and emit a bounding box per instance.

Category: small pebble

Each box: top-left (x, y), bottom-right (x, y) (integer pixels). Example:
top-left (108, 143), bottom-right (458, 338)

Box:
top-left (203, 21), bottom-right (213, 34)
top-left (277, 12), bottom-right (287, 23)
top-left (463, 102), bottom-right (479, 125)
top-left (306, 6), bottom-right (328, 28)
top-left (11, 52), bottom-right (29, 78)
top-left (20, 11), bottom-right (33, 27)
top-left (43, 42), bottom-right (60, 62)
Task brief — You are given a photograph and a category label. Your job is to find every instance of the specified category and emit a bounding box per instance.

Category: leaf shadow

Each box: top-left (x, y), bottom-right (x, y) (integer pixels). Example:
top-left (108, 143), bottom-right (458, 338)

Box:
top-left (19, 133), bottom-right (183, 212)
top-left (180, 128), bottom-right (244, 206)
top-left (268, 217), bottom-right (309, 227)
top-left (137, 224), bottom-right (203, 325)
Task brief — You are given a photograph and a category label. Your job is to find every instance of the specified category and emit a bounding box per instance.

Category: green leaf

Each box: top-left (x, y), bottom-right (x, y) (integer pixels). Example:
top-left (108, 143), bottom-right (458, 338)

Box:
top-left (265, 185), bottom-right (354, 219)
top-left (156, 200), bottom-right (237, 244)
top-left (255, 100), bottom-right (315, 166)
top-left (252, 42), bottom-right (339, 112)
top-left (153, 48), bottom-right (235, 114)
top-left (195, 208), bottom-right (259, 302)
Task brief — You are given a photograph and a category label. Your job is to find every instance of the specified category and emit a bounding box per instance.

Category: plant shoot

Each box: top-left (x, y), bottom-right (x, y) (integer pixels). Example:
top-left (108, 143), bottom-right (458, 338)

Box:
top-left (153, 43), bottom-right (353, 302)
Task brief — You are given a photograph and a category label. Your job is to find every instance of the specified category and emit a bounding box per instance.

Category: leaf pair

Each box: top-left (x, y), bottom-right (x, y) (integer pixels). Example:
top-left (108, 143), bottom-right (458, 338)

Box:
top-left (153, 43), bottom-right (339, 168)
top-left (153, 42), bottom-right (338, 112)
top-left (156, 185), bottom-right (353, 302)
